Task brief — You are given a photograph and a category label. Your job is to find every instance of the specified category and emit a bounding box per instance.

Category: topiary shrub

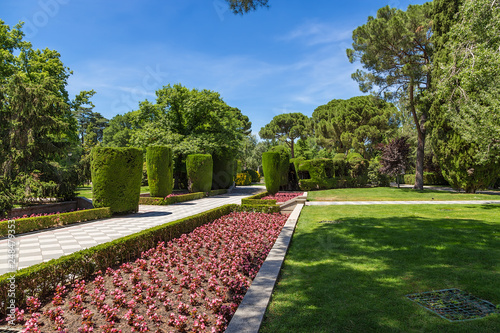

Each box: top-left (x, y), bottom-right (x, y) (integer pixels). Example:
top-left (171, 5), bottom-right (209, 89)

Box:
top-left (212, 155), bottom-right (235, 190)
top-left (91, 147), bottom-right (143, 214)
top-left (235, 172), bottom-right (252, 186)
top-left (333, 154), bottom-right (349, 177)
top-left (297, 159), bottom-right (336, 190)
top-left (243, 169), bottom-right (260, 183)
top-left (146, 146), bottom-right (173, 197)
top-left (270, 146), bottom-right (290, 187)
top-left (262, 152), bottom-right (281, 195)
top-left (346, 152), bottom-right (368, 185)
top-left (186, 154), bottom-right (213, 193)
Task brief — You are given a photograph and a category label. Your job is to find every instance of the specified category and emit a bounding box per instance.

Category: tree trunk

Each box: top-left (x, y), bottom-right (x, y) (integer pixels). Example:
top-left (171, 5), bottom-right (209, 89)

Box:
top-left (290, 139), bottom-right (295, 158)
top-left (409, 79), bottom-right (425, 190)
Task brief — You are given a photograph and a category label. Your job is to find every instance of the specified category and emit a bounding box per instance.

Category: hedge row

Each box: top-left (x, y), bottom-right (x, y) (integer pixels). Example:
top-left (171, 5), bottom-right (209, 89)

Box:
top-left (138, 189), bottom-right (228, 206)
top-left (0, 208), bottom-right (112, 238)
top-left (403, 172), bottom-right (449, 186)
top-left (238, 204), bottom-right (281, 214)
top-left (186, 154), bottom-right (213, 193)
top-left (0, 204), bottom-right (238, 319)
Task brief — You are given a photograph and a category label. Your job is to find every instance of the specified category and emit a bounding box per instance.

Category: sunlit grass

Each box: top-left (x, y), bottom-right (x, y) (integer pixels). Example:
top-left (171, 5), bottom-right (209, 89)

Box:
top-left (307, 187), bottom-right (499, 201)
top-left (261, 204), bottom-right (500, 333)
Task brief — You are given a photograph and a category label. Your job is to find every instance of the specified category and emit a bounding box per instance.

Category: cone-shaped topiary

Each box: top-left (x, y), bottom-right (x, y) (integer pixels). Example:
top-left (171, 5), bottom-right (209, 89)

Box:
top-left (212, 154), bottom-right (234, 190)
top-left (186, 154), bottom-right (213, 193)
top-left (262, 152), bottom-right (281, 194)
top-left (91, 147), bottom-right (143, 214)
top-left (146, 146), bottom-right (173, 197)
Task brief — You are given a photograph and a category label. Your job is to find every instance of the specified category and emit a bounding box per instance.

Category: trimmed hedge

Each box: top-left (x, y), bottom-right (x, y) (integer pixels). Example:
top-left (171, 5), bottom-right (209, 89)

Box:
top-left (186, 154), bottom-right (213, 193)
top-left (403, 172), bottom-right (449, 186)
top-left (0, 208), bottom-right (112, 237)
top-left (212, 155), bottom-right (235, 190)
top-left (0, 204), bottom-right (238, 319)
top-left (235, 172), bottom-right (252, 186)
top-left (262, 152), bottom-right (281, 195)
top-left (243, 169), bottom-right (260, 183)
top-left (91, 147), bottom-right (143, 214)
top-left (241, 191), bottom-right (276, 205)
top-left (238, 204), bottom-right (281, 214)
top-left (138, 189), bottom-right (228, 206)
top-left (146, 146), bottom-right (173, 197)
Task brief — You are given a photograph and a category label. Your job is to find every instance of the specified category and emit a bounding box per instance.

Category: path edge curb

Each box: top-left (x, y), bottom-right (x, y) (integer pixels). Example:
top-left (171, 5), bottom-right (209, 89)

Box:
top-left (225, 203), bottom-right (304, 333)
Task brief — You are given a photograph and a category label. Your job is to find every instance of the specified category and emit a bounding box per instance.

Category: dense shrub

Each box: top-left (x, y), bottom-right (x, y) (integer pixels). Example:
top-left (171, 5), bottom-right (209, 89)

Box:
top-left (186, 154), bottom-right (213, 193)
top-left (146, 146), bottom-right (173, 197)
top-left (212, 155), bottom-right (235, 190)
top-left (138, 192), bottom-right (205, 205)
top-left (346, 152), bottom-right (369, 183)
top-left (91, 147), bottom-right (143, 214)
top-left (332, 154), bottom-right (349, 177)
top-left (141, 162), bottom-right (148, 186)
top-left (262, 152), bottom-right (281, 195)
top-left (235, 172), bottom-right (252, 186)
top-left (296, 159), bottom-right (336, 190)
top-left (0, 208), bottom-right (112, 237)
top-left (243, 169), bottom-right (260, 183)
top-left (368, 157), bottom-right (390, 187)
top-left (270, 146), bottom-right (291, 187)
top-left (403, 172), bottom-right (449, 186)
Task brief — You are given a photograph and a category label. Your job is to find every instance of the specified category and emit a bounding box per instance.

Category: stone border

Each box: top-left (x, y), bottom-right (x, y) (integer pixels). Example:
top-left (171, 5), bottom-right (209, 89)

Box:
top-left (226, 203), bottom-right (304, 333)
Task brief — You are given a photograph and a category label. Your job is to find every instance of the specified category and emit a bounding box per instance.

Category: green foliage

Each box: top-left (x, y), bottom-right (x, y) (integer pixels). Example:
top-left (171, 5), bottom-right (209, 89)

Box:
top-left (259, 113), bottom-right (309, 158)
top-left (212, 154), bottom-right (235, 190)
top-left (430, 0), bottom-right (500, 193)
top-left (0, 20), bottom-right (81, 205)
top-left (146, 146), bottom-right (173, 197)
top-left (0, 204), bottom-right (237, 317)
top-left (270, 145), bottom-right (291, 187)
top-left (262, 152), bottom-right (281, 195)
top-left (225, 0), bottom-right (269, 14)
top-left (186, 154), bottom-right (213, 193)
top-left (312, 96), bottom-right (398, 157)
top-left (346, 152), bottom-right (369, 183)
top-left (243, 169), bottom-right (260, 183)
top-left (296, 159), bottom-right (337, 191)
top-left (403, 172), bottom-right (449, 186)
top-left (91, 147), bottom-right (143, 214)
top-left (0, 208), bottom-right (111, 237)
top-left (235, 172), bottom-right (252, 186)
top-left (138, 192), bottom-right (204, 205)
top-left (367, 157), bottom-right (390, 187)
top-left (238, 204), bottom-right (281, 214)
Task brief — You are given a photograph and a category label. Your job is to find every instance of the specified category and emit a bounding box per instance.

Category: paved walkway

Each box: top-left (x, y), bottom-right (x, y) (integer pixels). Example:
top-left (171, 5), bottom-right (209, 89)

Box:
top-left (307, 200), bottom-right (500, 206)
top-left (0, 186), bottom-right (265, 276)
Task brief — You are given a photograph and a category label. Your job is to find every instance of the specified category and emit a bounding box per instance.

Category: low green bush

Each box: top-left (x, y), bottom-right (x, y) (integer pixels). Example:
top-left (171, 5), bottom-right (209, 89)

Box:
top-left (0, 208), bottom-right (112, 237)
top-left (0, 204), bottom-right (237, 318)
top-left (403, 172), bottom-right (449, 186)
top-left (138, 192), bottom-right (204, 205)
top-left (238, 204), bottom-right (281, 214)
top-left (243, 169), bottom-right (260, 183)
top-left (235, 172), bottom-right (252, 186)
top-left (209, 189), bottom-right (228, 196)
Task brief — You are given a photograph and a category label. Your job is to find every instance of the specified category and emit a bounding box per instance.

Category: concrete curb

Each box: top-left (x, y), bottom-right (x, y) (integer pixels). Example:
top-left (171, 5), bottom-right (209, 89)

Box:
top-left (226, 203), bottom-right (304, 333)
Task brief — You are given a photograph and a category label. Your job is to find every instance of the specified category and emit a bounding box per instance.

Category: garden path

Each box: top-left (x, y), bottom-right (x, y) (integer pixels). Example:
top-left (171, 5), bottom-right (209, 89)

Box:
top-left (0, 186), bottom-right (265, 276)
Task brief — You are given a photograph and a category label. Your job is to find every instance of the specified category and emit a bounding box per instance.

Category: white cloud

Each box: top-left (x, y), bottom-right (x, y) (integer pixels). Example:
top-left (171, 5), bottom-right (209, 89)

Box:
top-left (280, 20), bottom-right (353, 46)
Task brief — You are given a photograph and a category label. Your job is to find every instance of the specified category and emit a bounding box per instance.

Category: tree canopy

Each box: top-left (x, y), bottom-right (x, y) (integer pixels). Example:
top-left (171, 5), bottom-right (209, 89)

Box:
top-left (259, 113), bottom-right (309, 158)
top-left (346, 3), bottom-right (433, 189)
top-left (312, 96), bottom-right (399, 158)
top-left (225, 0), bottom-right (269, 14)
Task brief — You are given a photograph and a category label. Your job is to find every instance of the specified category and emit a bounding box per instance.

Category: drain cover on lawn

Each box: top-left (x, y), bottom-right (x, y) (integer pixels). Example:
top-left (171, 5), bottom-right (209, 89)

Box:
top-left (406, 288), bottom-right (499, 321)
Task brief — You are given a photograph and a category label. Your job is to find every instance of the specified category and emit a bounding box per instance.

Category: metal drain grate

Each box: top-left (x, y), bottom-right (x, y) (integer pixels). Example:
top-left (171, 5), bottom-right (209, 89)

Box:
top-left (406, 288), bottom-right (499, 321)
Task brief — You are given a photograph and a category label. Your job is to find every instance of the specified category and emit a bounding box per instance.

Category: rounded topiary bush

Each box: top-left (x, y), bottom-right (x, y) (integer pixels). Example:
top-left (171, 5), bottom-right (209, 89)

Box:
top-left (186, 154), bottom-right (213, 193)
top-left (262, 152), bottom-right (281, 194)
top-left (243, 169), bottom-right (260, 183)
top-left (91, 147), bottom-right (143, 214)
top-left (235, 172), bottom-right (252, 186)
top-left (212, 155), bottom-right (234, 190)
top-left (146, 146), bottom-right (173, 197)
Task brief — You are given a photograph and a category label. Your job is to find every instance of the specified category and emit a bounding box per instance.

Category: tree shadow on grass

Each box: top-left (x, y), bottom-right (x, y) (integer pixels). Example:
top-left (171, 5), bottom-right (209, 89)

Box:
top-left (262, 215), bottom-right (500, 333)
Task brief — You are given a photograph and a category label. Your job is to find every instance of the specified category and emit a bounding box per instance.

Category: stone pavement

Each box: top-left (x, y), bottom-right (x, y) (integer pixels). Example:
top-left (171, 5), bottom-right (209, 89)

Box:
top-left (0, 186), bottom-right (265, 276)
top-left (306, 199), bottom-right (500, 206)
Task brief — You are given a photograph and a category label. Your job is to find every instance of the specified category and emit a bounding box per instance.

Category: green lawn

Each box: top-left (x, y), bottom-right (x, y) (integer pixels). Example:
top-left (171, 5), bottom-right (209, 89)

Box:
top-left (307, 187), bottom-right (499, 201)
top-left (261, 204), bottom-right (500, 333)
top-left (76, 186), bottom-right (150, 199)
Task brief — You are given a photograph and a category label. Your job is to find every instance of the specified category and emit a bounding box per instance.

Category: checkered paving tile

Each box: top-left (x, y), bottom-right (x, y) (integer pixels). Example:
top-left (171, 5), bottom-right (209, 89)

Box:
top-left (0, 186), bottom-right (264, 275)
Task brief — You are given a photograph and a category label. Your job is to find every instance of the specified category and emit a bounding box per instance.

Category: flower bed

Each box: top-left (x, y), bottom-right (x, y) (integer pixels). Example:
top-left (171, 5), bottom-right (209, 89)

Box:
top-left (13, 211), bottom-right (288, 332)
top-left (261, 192), bottom-right (304, 203)
top-left (0, 209), bottom-right (82, 222)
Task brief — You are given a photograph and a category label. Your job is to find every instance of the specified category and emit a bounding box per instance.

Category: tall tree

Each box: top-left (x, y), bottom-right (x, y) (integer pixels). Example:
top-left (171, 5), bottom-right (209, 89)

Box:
top-left (0, 20), bottom-right (79, 205)
top-left (312, 95), bottom-right (399, 158)
top-left (429, 0), bottom-right (500, 192)
top-left (259, 113), bottom-right (309, 158)
top-left (346, 3), bottom-right (433, 190)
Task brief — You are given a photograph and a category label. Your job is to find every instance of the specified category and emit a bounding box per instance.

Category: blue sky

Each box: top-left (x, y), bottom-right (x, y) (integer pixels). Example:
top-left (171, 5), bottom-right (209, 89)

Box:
top-left (1, 0), bottom-right (427, 137)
